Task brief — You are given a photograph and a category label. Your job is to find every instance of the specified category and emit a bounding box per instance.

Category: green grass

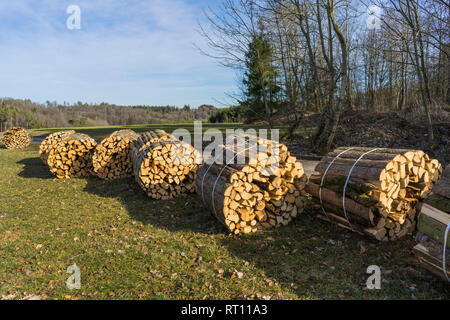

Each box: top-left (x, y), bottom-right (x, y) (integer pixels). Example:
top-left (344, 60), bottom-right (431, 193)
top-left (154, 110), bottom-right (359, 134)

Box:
top-left (0, 143), bottom-right (449, 299)
top-left (29, 123), bottom-right (291, 142)
top-left (29, 122), bottom-right (317, 144)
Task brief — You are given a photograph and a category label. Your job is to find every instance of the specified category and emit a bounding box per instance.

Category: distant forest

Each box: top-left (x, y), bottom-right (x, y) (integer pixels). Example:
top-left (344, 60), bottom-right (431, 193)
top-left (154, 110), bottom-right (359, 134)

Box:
top-left (0, 99), bottom-right (219, 130)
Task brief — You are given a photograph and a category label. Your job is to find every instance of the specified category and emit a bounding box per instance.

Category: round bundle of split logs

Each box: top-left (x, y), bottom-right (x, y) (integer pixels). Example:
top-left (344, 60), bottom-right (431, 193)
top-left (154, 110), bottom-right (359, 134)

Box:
top-left (47, 133), bottom-right (97, 179)
top-left (307, 147), bottom-right (443, 241)
top-left (131, 130), bottom-right (203, 199)
top-left (1, 127), bottom-right (31, 149)
top-left (196, 134), bottom-right (308, 234)
top-left (92, 130), bottom-right (139, 180)
top-left (135, 129), bottom-right (173, 151)
top-left (39, 130), bottom-right (76, 163)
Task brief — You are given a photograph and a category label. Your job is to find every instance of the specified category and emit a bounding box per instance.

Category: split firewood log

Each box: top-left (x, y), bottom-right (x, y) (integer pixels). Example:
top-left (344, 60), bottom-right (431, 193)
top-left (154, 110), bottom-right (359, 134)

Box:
top-left (47, 133), bottom-right (97, 179)
top-left (131, 130), bottom-right (203, 199)
top-left (1, 127), bottom-right (31, 149)
top-left (196, 133), bottom-right (308, 234)
top-left (92, 130), bottom-right (139, 180)
top-left (135, 129), bottom-right (173, 152)
top-left (39, 130), bottom-right (76, 163)
top-left (307, 147), bottom-right (442, 241)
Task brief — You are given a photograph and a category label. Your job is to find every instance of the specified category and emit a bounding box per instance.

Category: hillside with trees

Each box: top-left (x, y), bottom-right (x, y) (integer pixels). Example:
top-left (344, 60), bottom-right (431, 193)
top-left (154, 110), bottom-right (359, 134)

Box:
top-left (0, 99), bottom-right (217, 130)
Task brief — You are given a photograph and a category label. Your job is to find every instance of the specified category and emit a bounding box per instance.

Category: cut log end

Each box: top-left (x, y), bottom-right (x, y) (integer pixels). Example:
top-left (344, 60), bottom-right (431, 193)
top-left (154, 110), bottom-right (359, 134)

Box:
top-left (311, 147), bottom-right (442, 241)
top-left (46, 133), bottom-right (97, 179)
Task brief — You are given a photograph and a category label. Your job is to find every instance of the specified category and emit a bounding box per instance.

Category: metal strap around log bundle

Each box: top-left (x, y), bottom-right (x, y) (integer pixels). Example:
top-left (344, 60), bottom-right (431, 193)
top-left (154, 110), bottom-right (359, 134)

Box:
top-left (200, 134), bottom-right (258, 207)
top-left (212, 147), bottom-right (254, 220)
top-left (319, 147), bottom-right (354, 220)
top-left (444, 222), bottom-right (450, 282)
top-left (201, 144), bottom-right (259, 222)
top-left (133, 139), bottom-right (180, 185)
top-left (200, 152), bottom-right (223, 206)
top-left (342, 148), bottom-right (384, 227)
top-left (139, 139), bottom-right (179, 160)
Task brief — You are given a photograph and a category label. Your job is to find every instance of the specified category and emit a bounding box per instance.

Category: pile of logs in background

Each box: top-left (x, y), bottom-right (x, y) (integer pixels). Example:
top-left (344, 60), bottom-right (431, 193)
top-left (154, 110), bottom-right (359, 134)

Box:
top-left (39, 130), bottom-right (76, 163)
top-left (1, 127), bottom-right (31, 149)
top-left (196, 134), bottom-right (308, 234)
top-left (131, 130), bottom-right (203, 199)
top-left (307, 147), bottom-right (442, 241)
top-left (47, 133), bottom-right (97, 179)
top-left (93, 130), bottom-right (139, 180)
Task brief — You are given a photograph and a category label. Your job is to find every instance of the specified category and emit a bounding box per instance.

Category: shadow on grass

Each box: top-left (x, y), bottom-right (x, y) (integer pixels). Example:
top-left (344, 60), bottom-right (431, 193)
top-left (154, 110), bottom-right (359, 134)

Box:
top-left (83, 175), bottom-right (450, 298)
top-left (216, 214), bottom-right (359, 298)
top-left (83, 176), bottom-right (225, 235)
top-left (11, 154), bottom-right (450, 298)
top-left (219, 212), bottom-right (450, 299)
top-left (17, 157), bottom-right (53, 179)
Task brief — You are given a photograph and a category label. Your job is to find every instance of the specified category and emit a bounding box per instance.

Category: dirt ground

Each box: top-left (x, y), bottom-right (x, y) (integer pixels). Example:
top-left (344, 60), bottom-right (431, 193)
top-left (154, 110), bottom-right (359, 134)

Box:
top-left (284, 110), bottom-right (450, 166)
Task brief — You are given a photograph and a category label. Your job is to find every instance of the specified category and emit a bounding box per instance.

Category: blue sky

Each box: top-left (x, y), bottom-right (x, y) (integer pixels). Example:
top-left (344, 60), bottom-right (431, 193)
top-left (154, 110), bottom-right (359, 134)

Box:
top-left (0, 0), bottom-right (237, 107)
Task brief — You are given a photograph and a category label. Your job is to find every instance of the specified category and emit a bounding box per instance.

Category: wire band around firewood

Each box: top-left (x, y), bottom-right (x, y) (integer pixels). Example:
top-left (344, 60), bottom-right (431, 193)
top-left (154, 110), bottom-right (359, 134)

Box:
top-left (342, 148), bottom-right (384, 226)
top-left (200, 151), bottom-right (225, 206)
top-left (200, 135), bottom-right (248, 206)
top-left (200, 134), bottom-right (260, 222)
top-left (211, 144), bottom-right (259, 221)
top-left (319, 147), bottom-right (355, 220)
top-left (443, 222), bottom-right (450, 282)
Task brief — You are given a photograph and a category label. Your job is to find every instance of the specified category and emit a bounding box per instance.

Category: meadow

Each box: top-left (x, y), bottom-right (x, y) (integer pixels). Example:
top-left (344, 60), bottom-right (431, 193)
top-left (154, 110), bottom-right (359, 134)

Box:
top-left (0, 124), bottom-right (448, 300)
top-left (30, 123), bottom-right (287, 141)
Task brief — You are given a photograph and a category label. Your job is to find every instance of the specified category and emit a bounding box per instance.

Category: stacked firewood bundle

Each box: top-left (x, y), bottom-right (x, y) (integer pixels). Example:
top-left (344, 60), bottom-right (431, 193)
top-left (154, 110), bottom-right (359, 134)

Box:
top-left (196, 134), bottom-right (308, 234)
top-left (414, 165), bottom-right (450, 282)
top-left (39, 130), bottom-right (76, 163)
top-left (47, 133), bottom-right (97, 179)
top-left (1, 127), bottom-right (31, 149)
top-left (92, 130), bottom-right (139, 180)
top-left (134, 129), bottom-right (173, 151)
top-left (131, 130), bottom-right (203, 199)
top-left (306, 147), bottom-right (442, 241)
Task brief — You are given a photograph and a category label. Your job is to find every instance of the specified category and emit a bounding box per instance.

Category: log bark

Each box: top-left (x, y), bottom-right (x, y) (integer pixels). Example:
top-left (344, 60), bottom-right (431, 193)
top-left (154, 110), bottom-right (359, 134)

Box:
top-left (430, 165), bottom-right (450, 199)
top-left (315, 162), bottom-right (386, 183)
top-left (310, 147), bottom-right (442, 241)
top-left (196, 165), bottom-right (235, 229)
top-left (417, 203), bottom-right (450, 247)
top-left (424, 194), bottom-right (450, 213)
top-left (306, 181), bottom-right (375, 225)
